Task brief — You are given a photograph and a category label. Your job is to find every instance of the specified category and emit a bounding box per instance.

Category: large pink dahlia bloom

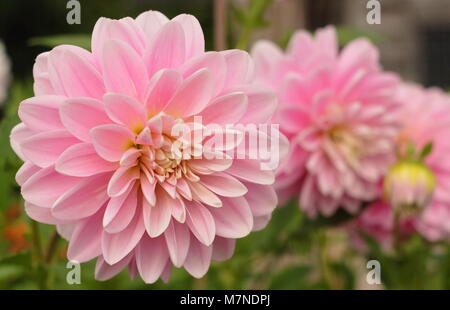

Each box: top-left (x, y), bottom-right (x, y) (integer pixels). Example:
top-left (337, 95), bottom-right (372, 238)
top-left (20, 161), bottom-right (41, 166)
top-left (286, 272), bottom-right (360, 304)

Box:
top-left (349, 84), bottom-right (450, 245)
top-left (10, 11), bottom-right (285, 283)
top-left (251, 26), bottom-right (400, 218)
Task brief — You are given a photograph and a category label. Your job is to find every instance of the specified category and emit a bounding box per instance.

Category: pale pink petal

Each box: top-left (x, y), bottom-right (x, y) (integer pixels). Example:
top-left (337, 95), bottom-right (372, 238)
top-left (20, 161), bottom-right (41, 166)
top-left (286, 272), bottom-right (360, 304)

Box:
top-left (164, 220), bottom-right (190, 267)
top-left (15, 162), bottom-right (40, 186)
top-left (135, 11), bottom-right (169, 42)
top-left (52, 173), bottom-right (110, 220)
top-left (90, 124), bottom-right (135, 162)
top-left (200, 172), bottom-right (248, 198)
top-left (209, 196), bottom-right (253, 238)
top-left (188, 181), bottom-right (222, 208)
top-left (21, 166), bottom-right (80, 208)
top-left (144, 69), bottom-right (182, 116)
top-left (227, 159), bottom-right (275, 185)
top-left (183, 235), bottom-right (212, 278)
top-left (68, 207), bottom-right (104, 262)
top-left (211, 237), bottom-right (235, 262)
top-left (102, 39), bottom-right (149, 100)
top-left (107, 166), bottom-right (140, 197)
top-left (102, 204), bottom-right (145, 265)
top-left (172, 14), bottom-right (204, 59)
top-left (244, 182), bottom-right (277, 217)
top-left (60, 97), bottom-right (111, 142)
top-left (55, 142), bottom-right (117, 177)
top-left (104, 183), bottom-right (138, 233)
top-left (18, 95), bottom-right (65, 131)
top-left (20, 129), bottom-right (80, 168)
top-left (164, 69), bottom-right (214, 118)
top-left (221, 49), bottom-right (254, 90)
top-left (103, 93), bottom-right (146, 130)
top-left (145, 20), bottom-right (186, 77)
top-left (199, 92), bottom-right (248, 125)
top-left (185, 200), bottom-right (215, 246)
top-left (143, 187), bottom-right (173, 237)
top-left (95, 253), bottom-right (133, 281)
top-left (135, 235), bottom-right (169, 284)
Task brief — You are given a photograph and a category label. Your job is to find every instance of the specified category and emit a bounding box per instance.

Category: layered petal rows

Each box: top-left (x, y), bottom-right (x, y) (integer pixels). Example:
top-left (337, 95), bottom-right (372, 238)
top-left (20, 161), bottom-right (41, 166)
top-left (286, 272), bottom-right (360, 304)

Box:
top-left (11, 11), bottom-right (286, 283)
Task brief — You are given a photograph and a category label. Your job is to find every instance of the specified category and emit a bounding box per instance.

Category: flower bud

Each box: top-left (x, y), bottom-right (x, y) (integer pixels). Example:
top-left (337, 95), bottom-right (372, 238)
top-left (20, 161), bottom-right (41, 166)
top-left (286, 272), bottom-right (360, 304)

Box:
top-left (383, 161), bottom-right (436, 216)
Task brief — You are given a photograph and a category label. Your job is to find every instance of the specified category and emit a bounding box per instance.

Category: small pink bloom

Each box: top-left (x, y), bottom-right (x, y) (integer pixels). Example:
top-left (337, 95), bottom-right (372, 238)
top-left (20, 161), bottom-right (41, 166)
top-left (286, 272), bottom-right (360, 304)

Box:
top-left (11, 11), bottom-right (285, 283)
top-left (252, 26), bottom-right (400, 218)
top-left (349, 84), bottom-right (450, 245)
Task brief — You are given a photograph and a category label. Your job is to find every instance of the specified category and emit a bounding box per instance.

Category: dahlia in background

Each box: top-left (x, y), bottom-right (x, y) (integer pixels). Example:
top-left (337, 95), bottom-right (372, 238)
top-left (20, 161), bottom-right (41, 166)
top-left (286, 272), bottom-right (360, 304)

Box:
top-left (10, 11), bottom-right (286, 283)
top-left (349, 83), bottom-right (450, 248)
top-left (0, 41), bottom-right (10, 105)
top-left (252, 26), bottom-right (400, 218)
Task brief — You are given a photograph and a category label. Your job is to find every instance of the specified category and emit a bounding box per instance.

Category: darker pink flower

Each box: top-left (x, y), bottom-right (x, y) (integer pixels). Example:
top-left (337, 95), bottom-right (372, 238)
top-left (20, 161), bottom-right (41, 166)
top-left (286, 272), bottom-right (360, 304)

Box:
top-left (349, 83), bottom-right (450, 246)
top-left (11, 11), bottom-right (285, 283)
top-left (252, 26), bottom-right (400, 218)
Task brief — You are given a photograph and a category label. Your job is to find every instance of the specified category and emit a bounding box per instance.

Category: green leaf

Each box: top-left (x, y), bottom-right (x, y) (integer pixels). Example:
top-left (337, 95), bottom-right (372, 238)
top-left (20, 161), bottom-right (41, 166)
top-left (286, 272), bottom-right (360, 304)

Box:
top-left (29, 34), bottom-right (91, 50)
top-left (336, 26), bottom-right (383, 46)
top-left (419, 141), bottom-right (433, 160)
top-left (269, 265), bottom-right (312, 289)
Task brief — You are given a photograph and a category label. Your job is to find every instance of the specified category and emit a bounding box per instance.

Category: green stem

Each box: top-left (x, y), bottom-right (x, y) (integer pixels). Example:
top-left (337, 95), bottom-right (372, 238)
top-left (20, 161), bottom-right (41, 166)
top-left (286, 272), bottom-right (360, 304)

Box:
top-left (30, 220), bottom-right (43, 263)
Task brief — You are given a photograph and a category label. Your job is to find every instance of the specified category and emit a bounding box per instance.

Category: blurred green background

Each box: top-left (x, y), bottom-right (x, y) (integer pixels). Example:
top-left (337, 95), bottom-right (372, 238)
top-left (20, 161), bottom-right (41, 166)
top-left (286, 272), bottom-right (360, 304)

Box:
top-left (1, 0), bottom-right (450, 290)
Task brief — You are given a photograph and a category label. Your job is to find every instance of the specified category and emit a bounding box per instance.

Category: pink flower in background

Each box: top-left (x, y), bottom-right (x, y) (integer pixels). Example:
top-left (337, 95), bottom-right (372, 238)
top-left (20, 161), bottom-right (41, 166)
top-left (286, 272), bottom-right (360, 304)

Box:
top-left (0, 41), bottom-right (10, 105)
top-left (349, 84), bottom-right (450, 246)
top-left (10, 11), bottom-right (285, 283)
top-left (252, 26), bottom-right (400, 218)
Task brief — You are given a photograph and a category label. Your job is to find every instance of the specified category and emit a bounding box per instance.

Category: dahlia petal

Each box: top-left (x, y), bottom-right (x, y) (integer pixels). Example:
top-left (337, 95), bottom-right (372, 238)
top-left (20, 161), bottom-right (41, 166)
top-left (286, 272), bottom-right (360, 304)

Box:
top-left (172, 14), bottom-right (204, 59)
top-left (52, 173), bottom-right (110, 220)
top-left (164, 68), bottom-right (214, 118)
top-left (25, 202), bottom-right (69, 225)
top-left (161, 261), bottom-right (173, 283)
top-left (244, 182), bottom-right (277, 216)
top-left (183, 235), bottom-right (212, 278)
top-left (47, 46), bottom-right (104, 98)
top-left (251, 40), bottom-right (283, 76)
top-left (67, 207), bottom-right (104, 262)
top-left (188, 181), bottom-right (222, 208)
top-left (55, 142), bottom-right (117, 177)
top-left (140, 171), bottom-right (157, 205)
top-left (164, 220), bottom-right (190, 267)
top-left (20, 129), bottom-right (80, 168)
top-left (135, 235), bottom-right (169, 284)
top-left (60, 97), bottom-right (111, 142)
top-left (95, 253), bottom-right (133, 281)
top-left (252, 214), bottom-right (272, 231)
top-left (238, 87), bottom-right (277, 124)
top-left (179, 52), bottom-right (226, 94)
top-left (120, 148), bottom-right (141, 167)
top-left (102, 39), bottom-right (149, 100)
top-left (107, 166), bottom-right (140, 197)
top-left (222, 49), bottom-right (254, 90)
top-left (143, 187), bottom-right (173, 237)
top-left (209, 196), bottom-right (253, 238)
top-left (104, 183), bottom-right (138, 233)
top-left (10, 123), bottom-right (35, 161)
top-left (90, 124), bottom-right (135, 162)
top-left (92, 17), bottom-right (146, 59)
top-left (21, 166), bottom-right (80, 208)
top-left (227, 159), bottom-right (275, 185)
top-left (18, 95), bottom-right (65, 131)
top-left (102, 204), bottom-right (145, 265)
top-left (200, 92), bottom-right (248, 125)
top-left (211, 237), bottom-right (235, 262)
top-left (278, 105), bottom-right (310, 133)
top-left (135, 11), bottom-right (169, 42)
top-left (16, 162), bottom-right (40, 186)
top-left (200, 172), bottom-right (248, 198)
top-left (103, 93), bottom-right (146, 130)
top-left (176, 178), bottom-right (192, 201)
top-left (185, 200), bottom-right (216, 246)
top-left (146, 20), bottom-right (186, 77)
top-left (144, 68), bottom-right (182, 116)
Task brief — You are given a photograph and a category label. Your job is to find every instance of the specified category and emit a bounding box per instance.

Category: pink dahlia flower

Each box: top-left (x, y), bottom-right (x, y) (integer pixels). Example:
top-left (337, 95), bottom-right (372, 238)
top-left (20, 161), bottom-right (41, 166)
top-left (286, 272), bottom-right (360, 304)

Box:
top-left (349, 84), bottom-right (450, 245)
top-left (251, 26), bottom-right (400, 218)
top-left (10, 11), bottom-right (286, 283)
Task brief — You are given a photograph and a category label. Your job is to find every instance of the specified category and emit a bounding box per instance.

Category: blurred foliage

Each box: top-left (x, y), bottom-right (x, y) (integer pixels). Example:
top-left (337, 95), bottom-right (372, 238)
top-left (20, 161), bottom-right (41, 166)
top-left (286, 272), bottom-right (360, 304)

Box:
top-left (29, 34), bottom-right (91, 50)
top-left (0, 0), bottom-right (450, 291)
